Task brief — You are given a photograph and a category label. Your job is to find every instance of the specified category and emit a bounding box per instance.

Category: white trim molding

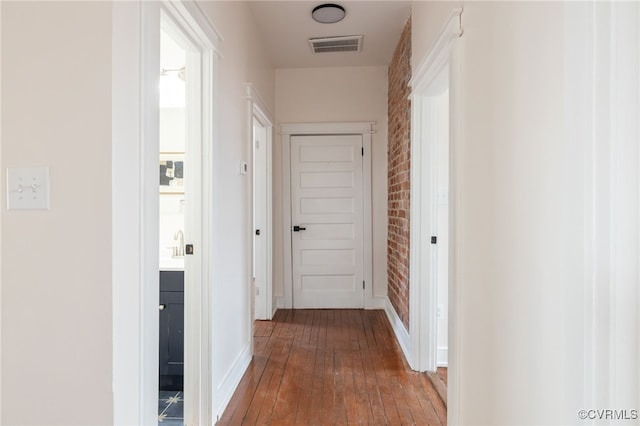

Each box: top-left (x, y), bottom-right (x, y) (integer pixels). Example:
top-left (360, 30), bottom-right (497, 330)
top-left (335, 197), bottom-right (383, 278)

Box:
top-left (280, 121), bottom-right (375, 136)
top-left (437, 347), bottom-right (449, 368)
top-left (245, 83), bottom-right (274, 322)
top-left (245, 83), bottom-right (274, 125)
top-left (407, 7), bottom-right (463, 425)
top-left (409, 8), bottom-right (462, 94)
top-left (112, 3), bottom-right (146, 424)
top-left (172, 0), bottom-right (223, 54)
top-left (112, 2), bottom-right (220, 425)
top-left (212, 342), bottom-right (252, 422)
top-left (564, 1), bottom-right (640, 415)
top-left (280, 122), bottom-right (375, 309)
top-left (383, 298), bottom-right (412, 362)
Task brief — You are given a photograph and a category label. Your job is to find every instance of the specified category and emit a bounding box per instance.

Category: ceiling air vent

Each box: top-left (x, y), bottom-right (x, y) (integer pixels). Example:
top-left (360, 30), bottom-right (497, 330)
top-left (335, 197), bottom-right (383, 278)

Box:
top-left (308, 35), bottom-right (363, 54)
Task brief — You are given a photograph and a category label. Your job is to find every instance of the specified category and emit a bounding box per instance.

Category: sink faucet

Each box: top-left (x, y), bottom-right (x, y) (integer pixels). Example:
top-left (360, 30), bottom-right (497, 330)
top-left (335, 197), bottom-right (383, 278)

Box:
top-left (173, 230), bottom-right (185, 257)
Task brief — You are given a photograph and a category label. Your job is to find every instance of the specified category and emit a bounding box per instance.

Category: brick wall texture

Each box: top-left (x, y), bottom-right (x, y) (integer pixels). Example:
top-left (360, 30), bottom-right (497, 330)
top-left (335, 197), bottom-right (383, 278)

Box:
top-left (387, 17), bottom-right (412, 330)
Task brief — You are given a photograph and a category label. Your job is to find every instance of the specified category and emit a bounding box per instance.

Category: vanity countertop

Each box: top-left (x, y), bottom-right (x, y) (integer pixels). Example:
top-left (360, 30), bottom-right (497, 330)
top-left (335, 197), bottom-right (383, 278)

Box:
top-left (160, 257), bottom-right (184, 271)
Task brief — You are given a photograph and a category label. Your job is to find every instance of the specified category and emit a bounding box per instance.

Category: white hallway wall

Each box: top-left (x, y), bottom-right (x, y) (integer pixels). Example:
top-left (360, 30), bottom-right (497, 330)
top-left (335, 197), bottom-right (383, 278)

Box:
top-left (1, 2), bottom-right (113, 424)
top-left (274, 66), bottom-right (389, 306)
top-left (1, 0), bottom-right (275, 424)
top-left (197, 1), bottom-right (275, 417)
top-left (413, 1), bottom-right (639, 424)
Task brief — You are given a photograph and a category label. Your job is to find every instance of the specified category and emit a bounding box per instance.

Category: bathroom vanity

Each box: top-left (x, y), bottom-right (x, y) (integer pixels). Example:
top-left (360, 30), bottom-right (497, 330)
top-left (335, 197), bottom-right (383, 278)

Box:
top-left (159, 270), bottom-right (184, 391)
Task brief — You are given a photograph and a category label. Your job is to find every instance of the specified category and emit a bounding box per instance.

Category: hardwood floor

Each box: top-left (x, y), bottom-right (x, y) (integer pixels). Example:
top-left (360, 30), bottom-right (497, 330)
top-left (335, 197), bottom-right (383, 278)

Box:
top-left (427, 368), bottom-right (447, 407)
top-left (217, 309), bottom-right (447, 425)
top-left (436, 368), bottom-right (447, 386)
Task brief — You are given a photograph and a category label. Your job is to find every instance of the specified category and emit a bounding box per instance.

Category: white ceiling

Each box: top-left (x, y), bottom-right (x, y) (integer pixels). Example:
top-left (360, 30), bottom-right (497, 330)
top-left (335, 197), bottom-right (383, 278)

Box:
top-left (246, 1), bottom-right (412, 68)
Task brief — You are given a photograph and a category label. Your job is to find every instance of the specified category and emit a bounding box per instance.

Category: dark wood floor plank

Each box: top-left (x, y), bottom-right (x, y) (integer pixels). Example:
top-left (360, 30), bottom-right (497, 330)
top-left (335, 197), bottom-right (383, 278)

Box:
top-left (358, 311), bottom-right (403, 424)
top-left (244, 338), bottom-right (289, 425)
top-left (270, 344), bottom-right (302, 423)
top-left (217, 309), bottom-right (447, 426)
top-left (348, 311), bottom-right (376, 424)
top-left (356, 311), bottom-right (390, 424)
top-left (320, 341), bottom-right (336, 425)
top-left (416, 372), bottom-right (448, 424)
top-left (292, 341), bottom-right (316, 424)
top-left (309, 311), bottom-right (329, 425)
top-left (373, 311), bottom-right (420, 425)
top-left (270, 310), bottom-right (314, 424)
top-left (218, 333), bottom-right (277, 425)
top-left (254, 319), bottom-right (276, 337)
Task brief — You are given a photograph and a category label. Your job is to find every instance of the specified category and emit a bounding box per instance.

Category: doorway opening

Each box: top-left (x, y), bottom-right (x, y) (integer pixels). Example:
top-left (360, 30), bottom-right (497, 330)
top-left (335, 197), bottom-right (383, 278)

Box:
top-left (157, 5), bottom-right (214, 425)
top-left (253, 117), bottom-right (269, 319)
top-left (158, 6), bottom-right (217, 424)
top-left (157, 23), bottom-right (190, 425)
top-left (408, 7), bottom-right (462, 419)
top-left (426, 79), bottom-right (450, 402)
top-left (112, 2), bottom-right (219, 424)
top-left (413, 66), bottom-right (450, 403)
top-left (250, 88), bottom-right (274, 321)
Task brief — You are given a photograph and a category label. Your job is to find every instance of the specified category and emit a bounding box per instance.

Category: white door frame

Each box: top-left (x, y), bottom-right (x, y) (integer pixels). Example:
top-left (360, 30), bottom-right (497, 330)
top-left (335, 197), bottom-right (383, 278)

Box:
top-left (112, 2), bottom-right (220, 425)
top-left (408, 7), bottom-right (462, 423)
top-left (246, 83), bottom-right (274, 320)
top-left (281, 122), bottom-right (374, 309)
top-left (565, 1), bottom-right (640, 412)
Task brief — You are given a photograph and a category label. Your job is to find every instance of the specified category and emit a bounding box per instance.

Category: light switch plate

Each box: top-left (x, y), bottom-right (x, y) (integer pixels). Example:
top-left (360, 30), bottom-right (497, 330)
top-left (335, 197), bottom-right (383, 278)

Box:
top-left (7, 167), bottom-right (50, 210)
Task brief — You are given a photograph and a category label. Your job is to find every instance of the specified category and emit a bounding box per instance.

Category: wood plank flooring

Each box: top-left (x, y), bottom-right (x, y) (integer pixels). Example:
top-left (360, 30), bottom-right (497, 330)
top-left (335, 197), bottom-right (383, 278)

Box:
top-left (436, 368), bottom-right (447, 386)
top-left (217, 309), bottom-right (447, 425)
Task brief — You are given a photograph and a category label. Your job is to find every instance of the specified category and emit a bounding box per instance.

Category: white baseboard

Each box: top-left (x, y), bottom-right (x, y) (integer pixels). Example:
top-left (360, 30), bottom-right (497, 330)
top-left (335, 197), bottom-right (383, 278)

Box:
top-left (383, 297), bottom-right (412, 366)
top-left (276, 296), bottom-right (386, 310)
top-left (275, 296), bottom-right (288, 309)
top-left (368, 296), bottom-right (387, 309)
top-left (437, 347), bottom-right (448, 367)
top-left (213, 342), bottom-right (251, 422)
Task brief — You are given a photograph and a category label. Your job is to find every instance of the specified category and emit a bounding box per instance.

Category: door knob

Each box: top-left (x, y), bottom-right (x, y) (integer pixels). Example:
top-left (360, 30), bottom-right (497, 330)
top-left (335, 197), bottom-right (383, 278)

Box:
top-left (293, 225), bottom-right (306, 232)
top-left (159, 304), bottom-right (166, 311)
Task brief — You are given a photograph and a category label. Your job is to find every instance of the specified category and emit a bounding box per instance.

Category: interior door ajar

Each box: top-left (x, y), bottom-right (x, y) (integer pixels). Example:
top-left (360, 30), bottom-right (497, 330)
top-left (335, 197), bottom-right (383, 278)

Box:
top-left (290, 134), bottom-right (365, 308)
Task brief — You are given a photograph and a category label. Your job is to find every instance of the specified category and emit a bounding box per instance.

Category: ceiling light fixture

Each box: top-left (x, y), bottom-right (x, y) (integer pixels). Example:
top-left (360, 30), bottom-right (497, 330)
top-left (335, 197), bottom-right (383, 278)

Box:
top-left (312, 4), bottom-right (346, 24)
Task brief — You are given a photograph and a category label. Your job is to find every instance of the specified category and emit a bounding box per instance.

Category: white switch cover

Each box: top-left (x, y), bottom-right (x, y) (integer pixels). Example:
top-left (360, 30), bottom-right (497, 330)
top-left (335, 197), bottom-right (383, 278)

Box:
top-left (7, 167), bottom-right (50, 210)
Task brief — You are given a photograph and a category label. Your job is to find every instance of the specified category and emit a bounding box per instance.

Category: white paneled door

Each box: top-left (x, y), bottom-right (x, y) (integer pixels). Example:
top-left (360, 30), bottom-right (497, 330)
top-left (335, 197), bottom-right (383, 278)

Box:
top-left (290, 134), bottom-right (365, 308)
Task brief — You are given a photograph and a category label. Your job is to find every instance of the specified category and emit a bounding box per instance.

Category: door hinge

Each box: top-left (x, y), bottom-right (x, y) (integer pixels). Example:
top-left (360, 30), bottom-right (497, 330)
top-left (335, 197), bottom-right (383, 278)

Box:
top-left (255, 139), bottom-right (260, 149)
top-left (431, 236), bottom-right (437, 244)
top-left (363, 280), bottom-right (365, 289)
top-left (361, 147), bottom-right (364, 156)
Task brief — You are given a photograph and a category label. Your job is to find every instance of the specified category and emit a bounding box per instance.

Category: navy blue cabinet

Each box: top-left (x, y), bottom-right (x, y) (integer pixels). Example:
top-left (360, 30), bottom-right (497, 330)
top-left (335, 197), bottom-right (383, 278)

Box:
top-left (159, 271), bottom-right (184, 391)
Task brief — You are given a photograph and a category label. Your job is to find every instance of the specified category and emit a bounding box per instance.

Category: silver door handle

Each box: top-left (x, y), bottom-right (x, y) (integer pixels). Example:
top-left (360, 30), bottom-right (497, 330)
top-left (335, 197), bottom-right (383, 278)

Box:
top-left (159, 304), bottom-right (166, 311)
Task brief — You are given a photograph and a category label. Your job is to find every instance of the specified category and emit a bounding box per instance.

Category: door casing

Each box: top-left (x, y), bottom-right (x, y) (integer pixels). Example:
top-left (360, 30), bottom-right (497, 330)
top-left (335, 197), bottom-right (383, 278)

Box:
top-left (247, 84), bottom-right (274, 320)
top-left (112, 1), bottom-right (220, 424)
top-left (408, 7), bottom-right (462, 424)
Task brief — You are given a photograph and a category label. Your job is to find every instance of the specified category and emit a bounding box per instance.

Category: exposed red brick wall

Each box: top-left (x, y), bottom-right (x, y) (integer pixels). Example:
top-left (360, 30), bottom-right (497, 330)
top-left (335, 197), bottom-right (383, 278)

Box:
top-left (387, 17), bottom-right (411, 330)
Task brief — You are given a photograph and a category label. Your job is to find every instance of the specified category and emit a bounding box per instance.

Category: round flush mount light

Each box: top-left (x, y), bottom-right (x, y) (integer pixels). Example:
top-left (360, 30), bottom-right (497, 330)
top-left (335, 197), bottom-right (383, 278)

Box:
top-left (312, 3), bottom-right (346, 24)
